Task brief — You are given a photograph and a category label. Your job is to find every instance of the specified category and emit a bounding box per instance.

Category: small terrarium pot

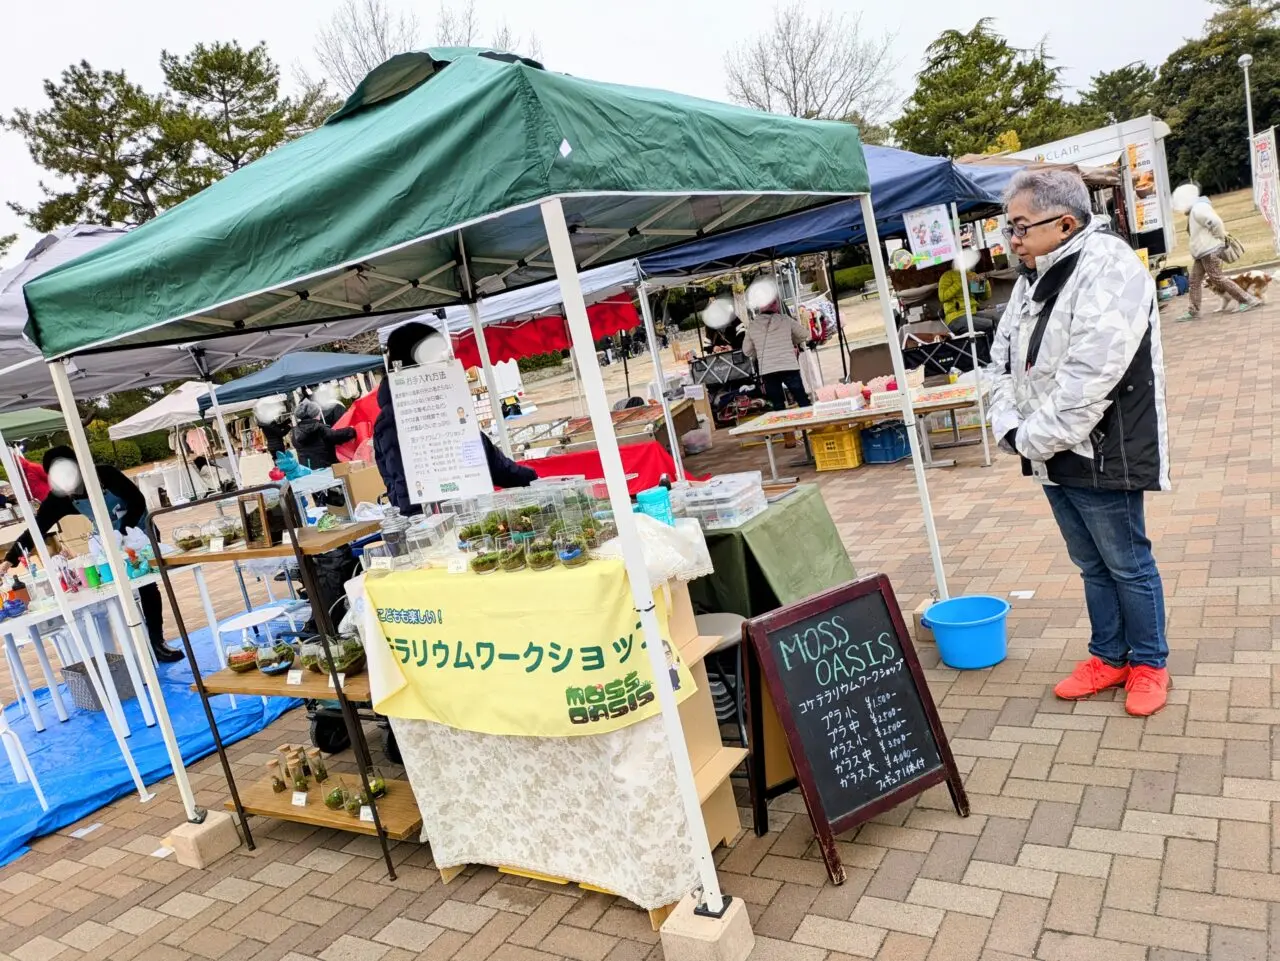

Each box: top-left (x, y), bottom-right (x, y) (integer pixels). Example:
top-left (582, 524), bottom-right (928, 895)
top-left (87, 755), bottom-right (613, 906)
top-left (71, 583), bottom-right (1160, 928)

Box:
top-left (226, 643), bottom-right (259, 674)
top-left (555, 532), bottom-right (589, 569)
top-left (497, 537), bottom-right (527, 573)
top-left (363, 767), bottom-right (388, 799)
top-left (267, 761), bottom-right (287, 794)
top-left (344, 790), bottom-right (364, 817)
top-left (318, 635), bottom-right (368, 677)
top-left (481, 510), bottom-right (509, 539)
top-left (205, 514), bottom-right (242, 546)
top-left (256, 641), bottom-right (296, 676)
top-left (173, 524), bottom-right (205, 553)
top-left (324, 785), bottom-right (350, 811)
top-left (528, 539), bottom-right (556, 572)
top-left (307, 749), bottom-right (329, 783)
top-left (300, 640), bottom-right (327, 674)
top-left (289, 760), bottom-right (309, 793)
top-left (470, 551), bottom-right (500, 575)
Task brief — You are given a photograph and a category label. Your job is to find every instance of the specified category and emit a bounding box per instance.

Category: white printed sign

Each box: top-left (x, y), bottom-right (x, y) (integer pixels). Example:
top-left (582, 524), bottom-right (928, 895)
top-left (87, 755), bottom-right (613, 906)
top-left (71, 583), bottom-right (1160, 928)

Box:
top-left (903, 205), bottom-right (958, 268)
top-left (389, 360), bottom-right (494, 504)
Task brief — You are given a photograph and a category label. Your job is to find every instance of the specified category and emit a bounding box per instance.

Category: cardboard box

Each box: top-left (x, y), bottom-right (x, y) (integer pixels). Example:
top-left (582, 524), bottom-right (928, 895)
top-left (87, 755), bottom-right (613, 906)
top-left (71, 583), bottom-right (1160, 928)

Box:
top-left (53, 514), bottom-right (93, 557)
top-left (344, 465), bottom-right (387, 507)
top-left (913, 598), bottom-right (935, 643)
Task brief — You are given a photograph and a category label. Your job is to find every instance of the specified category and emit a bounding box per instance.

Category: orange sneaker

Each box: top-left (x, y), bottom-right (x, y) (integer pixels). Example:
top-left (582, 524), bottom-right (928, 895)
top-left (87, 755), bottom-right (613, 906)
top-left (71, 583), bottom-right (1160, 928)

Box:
top-left (1125, 666), bottom-right (1170, 716)
top-left (1053, 656), bottom-right (1130, 700)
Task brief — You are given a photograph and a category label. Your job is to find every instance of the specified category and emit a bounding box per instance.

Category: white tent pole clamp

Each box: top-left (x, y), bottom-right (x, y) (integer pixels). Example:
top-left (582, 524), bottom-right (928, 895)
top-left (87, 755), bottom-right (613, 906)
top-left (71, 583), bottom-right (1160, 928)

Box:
top-left (0, 435), bottom-right (151, 802)
top-left (457, 234), bottom-right (514, 457)
top-left (48, 360), bottom-right (203, 822)
top-left (950, 203), bottom-right (992, 468)
top-left (541, 197), bottom-right (725, 916)
top-left (205, 382), bottom-right (242, 485)
top-left (859, 196), bottom-right (950, 601)
top-left (635, 272), bottom-right (685, 482)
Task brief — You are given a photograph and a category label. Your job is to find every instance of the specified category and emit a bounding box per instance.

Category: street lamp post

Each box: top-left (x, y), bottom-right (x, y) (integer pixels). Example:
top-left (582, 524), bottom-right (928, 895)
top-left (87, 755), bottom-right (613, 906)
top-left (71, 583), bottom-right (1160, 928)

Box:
top-left (1241, 53), bottom-right (1257, 195)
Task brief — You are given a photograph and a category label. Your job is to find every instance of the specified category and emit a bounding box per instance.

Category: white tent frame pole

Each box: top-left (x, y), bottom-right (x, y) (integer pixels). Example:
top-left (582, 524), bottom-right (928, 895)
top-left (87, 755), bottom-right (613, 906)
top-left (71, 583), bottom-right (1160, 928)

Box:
top-left (0, 433), bottom-right (151, 801)
top-left (949, 203), bottom-right (992, 469)
top-left (635, 273), bottom-right (685, 482)
top-left (859, 196), bottom-right (950, 601)
top-left (48, 360), bottom-right (202, 822)
top-left (541, 197), bottom-right (724, 914)
top-left (205, 382), bottom-right (242, 485)
top-left (457, 234), bottom-right (513, 457)
top-left (561, 313), bottom-right (584, 418)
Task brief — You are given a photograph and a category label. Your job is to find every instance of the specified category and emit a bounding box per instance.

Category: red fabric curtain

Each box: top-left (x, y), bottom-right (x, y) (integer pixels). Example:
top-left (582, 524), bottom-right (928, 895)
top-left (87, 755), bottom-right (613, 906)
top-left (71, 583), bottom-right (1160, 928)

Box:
top-left (334, 389), bottom-right (382, 462)
top-left (451, 295), bottom-right (640, 369)
top-left (518, 441), bottom-right (706, 495)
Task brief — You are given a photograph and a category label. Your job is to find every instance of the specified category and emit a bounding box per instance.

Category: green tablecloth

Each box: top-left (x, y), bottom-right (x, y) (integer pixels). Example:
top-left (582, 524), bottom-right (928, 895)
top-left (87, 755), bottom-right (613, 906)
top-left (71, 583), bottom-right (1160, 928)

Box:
top-left (688, 484), bottom-right (855, 618)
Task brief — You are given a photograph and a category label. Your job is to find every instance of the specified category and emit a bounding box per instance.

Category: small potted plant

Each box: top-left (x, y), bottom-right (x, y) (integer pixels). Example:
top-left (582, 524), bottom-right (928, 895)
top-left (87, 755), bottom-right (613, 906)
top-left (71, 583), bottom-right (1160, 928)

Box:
top-left (528, 539), bottom-right (556, 571)
top-left (173, 525), bottom-right (204, 552)
top-left (363, 768), bottom-right (388, 799)
top-left (482, 511), bottom-right (508, 538)
top-left (267, 761), bottom-right (287, 794)
top-left (324, 784), bottom-right (349, 811)
top-left (343, 790), bottom-right (364, 817)
top-left (499, 544), bottom-right (526, 572)
top-left (257, 640), bottom-right (296, 676)
top-left (300, 641), bottom-right (326, 674)
top-left (470, 551), bottom-right (500, 575)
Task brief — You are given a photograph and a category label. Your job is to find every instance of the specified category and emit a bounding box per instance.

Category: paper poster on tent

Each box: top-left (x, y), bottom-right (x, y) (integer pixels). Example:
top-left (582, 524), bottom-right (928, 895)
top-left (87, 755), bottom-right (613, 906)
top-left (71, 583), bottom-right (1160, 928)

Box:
top-left (903, 205), bottom-right (957, 268)
top-left (388, 360), bottom-right (493, 503)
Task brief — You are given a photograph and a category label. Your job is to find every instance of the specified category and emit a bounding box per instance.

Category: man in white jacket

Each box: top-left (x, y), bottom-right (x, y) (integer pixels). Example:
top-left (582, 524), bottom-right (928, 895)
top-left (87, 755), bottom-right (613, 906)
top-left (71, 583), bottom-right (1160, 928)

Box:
top-left (1174, 185), bottom-right (1259, 319)
top-left (988, 169), bottom-right (1172, 716)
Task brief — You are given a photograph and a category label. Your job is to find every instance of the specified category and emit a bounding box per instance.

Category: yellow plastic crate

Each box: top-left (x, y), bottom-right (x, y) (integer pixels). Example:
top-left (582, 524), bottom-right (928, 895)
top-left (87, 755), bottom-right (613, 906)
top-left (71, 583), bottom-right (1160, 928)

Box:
top-left (812, 426), bottom-right (863, 471)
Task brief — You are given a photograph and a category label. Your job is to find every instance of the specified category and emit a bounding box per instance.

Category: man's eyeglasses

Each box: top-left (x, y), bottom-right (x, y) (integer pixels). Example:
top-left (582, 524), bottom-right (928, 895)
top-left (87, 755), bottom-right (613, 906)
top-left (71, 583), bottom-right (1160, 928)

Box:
top-left (1001, 215), bottom-right (1064, 239)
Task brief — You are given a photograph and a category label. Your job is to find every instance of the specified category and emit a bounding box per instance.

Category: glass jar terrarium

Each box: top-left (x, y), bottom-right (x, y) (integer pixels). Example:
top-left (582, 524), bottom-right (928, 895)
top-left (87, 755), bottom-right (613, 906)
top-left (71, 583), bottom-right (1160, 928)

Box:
top-left (226, 642), bottom-right (259, 674)
top-left (497, 535), bottom-right (527, 573)
top-left (555, 531), bottom-right (589, 569)
top-left (256, 640), bottom-right (296, 676)
top-left (527, 536), bottom-right (556, 571)
top-left (173, 524), bottom-right (205, 553)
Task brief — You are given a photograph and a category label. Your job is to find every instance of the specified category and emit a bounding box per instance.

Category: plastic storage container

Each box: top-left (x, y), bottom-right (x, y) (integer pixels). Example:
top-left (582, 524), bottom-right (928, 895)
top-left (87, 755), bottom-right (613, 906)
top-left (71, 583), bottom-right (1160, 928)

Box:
top-left (680, 472), bottom-right (767, 530)
top-left (635, 486), bottom-right (675, 526)
top-left (860, 422), bottom-right (912, 464)
top-left (921, 595), bottom-right (1010, 670)
top-left (812, 426), bottom-right (864, 472)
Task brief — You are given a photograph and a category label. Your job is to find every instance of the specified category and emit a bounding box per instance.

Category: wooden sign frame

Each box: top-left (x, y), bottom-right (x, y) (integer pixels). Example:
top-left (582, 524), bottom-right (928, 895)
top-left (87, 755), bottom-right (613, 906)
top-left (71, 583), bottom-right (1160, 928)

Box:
top-left (745, 573), bottom-right (968, 885)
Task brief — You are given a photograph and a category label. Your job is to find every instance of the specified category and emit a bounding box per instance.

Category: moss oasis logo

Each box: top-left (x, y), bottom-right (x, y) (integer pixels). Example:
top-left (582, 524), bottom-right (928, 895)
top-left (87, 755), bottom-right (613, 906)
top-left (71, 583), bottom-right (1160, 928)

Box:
top-left (777, 615), bottom-right (898, 686)
top-left (565, 672), bottom-right (654, 724)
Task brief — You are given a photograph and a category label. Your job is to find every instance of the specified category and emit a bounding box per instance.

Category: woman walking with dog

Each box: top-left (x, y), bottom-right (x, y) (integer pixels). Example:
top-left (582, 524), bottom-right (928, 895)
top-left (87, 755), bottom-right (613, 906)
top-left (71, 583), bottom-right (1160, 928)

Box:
top-left (1173, 184), bottom-right (1261, 320)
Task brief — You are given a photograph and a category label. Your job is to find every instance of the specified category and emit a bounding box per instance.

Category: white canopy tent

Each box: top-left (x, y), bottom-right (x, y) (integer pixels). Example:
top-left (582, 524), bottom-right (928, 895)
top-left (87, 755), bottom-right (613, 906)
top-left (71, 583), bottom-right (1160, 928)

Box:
top-left (107, 381), bottom-right (270, 441)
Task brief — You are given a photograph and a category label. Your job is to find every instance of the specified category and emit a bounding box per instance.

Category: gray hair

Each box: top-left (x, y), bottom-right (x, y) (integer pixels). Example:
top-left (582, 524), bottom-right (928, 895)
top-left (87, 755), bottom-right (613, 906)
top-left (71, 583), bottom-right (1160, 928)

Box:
top-left (1003, 168), bottom-right (1092, 223)
top-left (295, 399), bottom-right (323, 422)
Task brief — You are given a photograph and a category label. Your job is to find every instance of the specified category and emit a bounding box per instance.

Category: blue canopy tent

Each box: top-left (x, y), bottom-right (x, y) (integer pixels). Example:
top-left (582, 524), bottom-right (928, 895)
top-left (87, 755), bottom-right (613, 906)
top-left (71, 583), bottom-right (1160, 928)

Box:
top-left (197, 351), bottom-right (384, 414)
top-left (637, 145), bottom-right (999, 275)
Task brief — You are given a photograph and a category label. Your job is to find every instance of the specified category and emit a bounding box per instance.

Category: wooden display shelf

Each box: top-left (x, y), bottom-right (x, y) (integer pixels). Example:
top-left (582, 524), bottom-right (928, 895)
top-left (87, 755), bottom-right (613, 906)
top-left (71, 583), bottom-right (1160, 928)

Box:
top-left (164, 521), bottom-right (381, 566)
top-left (225, 774), bottom-right (422, 840)
top-left (694, 745), bottom-right (748, 802)
top-left (197, 667), bottom-right (372, 702)
top-left (678, 634), bottom-right (720, 668)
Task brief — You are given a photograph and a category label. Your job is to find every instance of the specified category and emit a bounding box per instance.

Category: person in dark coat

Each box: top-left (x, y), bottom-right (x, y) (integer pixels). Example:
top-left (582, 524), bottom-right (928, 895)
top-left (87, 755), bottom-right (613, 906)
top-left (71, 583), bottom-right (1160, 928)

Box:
top-left (256, 400), bottom-right (292, 458)
top-left (291, 400), bottom-right (357, 470)
top-left (374, 322), bottom-right (535, 516)
top-left (1, 447), bottom-right (183, 662)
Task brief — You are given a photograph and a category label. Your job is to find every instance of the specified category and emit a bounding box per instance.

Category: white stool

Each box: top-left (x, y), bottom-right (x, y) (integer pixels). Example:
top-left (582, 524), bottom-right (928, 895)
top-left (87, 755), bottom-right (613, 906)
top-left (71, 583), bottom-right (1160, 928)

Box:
top-left (0, 712), bottom-right (46, 811)
top-left (694, 612), bottom-right (747, 747)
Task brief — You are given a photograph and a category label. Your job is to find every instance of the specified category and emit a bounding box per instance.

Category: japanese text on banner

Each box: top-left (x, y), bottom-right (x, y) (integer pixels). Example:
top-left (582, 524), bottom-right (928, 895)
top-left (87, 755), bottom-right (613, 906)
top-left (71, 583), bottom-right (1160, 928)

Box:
top-left (362, 559), bottom-right (696, 737)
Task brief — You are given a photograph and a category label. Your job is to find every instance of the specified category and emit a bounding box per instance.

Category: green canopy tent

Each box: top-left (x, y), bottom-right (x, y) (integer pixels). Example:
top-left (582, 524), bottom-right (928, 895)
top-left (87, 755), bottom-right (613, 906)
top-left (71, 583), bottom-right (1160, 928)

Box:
top-left (21, 49), bottom-right (946, 911)
top-left (0, 407), bottom-right (65, 442)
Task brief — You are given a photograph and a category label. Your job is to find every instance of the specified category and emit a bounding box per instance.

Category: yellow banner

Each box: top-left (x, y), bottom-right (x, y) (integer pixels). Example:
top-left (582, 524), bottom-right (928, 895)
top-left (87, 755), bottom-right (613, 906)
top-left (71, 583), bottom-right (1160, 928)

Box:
top-left (362, 559), bottom-right (695, 737)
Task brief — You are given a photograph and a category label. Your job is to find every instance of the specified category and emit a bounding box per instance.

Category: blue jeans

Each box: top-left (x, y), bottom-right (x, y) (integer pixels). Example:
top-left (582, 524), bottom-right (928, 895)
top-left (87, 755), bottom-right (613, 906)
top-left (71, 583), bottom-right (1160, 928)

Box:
top-left (1043, 486), bottom-right (1167, 669)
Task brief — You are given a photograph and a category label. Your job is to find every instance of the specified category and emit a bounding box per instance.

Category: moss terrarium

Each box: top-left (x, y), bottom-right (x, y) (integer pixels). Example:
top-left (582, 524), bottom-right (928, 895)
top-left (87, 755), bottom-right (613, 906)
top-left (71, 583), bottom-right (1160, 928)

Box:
top-left (227, 643), bottom-right (259, 674)
top-left (324, 785), bottom-right (348, 810)
top-left (256, 641), bottom-right (296, 676)
top-left (457, 522), bottom-right (484, 547)
top-left (556, 535), bottom-right (589, 569)
top-left (470, 552), bottom-right (500, 575)
top-left (481, 511), bottom-right (509, 537)
top-left (364, 769), bottom-right (388, 799)
top-left (318, 635), bottom-right (367, 676)
top-left (499, 545), bottom-right (526, 572)
top-left (344, 792), bottom-right (364, 817)
top-left (173, 525), bottom-right (205, 552)
top-left (528, 540), bottom-right (556, 571)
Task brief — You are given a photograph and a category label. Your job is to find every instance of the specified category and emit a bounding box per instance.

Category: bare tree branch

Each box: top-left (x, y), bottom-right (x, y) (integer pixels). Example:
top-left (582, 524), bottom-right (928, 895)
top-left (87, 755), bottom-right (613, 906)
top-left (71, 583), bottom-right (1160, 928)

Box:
top-left (724, 3), bottom-right (900, 123)
top-left (437, 0), bottom-right (480, 46)
top-left (314, 0), bottom-right (420, 94)
top-left (491, 18), bottom-right (543, 60)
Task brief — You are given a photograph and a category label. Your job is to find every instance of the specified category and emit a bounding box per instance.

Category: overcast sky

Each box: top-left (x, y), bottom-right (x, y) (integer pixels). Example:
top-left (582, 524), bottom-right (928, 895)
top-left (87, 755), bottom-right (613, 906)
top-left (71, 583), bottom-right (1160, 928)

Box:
top-left (1, 0), bottom-right (1216, 266)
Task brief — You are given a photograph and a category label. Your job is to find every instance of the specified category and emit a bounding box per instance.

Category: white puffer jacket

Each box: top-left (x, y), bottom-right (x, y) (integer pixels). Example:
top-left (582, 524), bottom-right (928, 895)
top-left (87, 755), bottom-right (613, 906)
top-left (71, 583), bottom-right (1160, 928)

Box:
top-left (987, 216), bottom-right (1171, 492)
top-left (1188, 199), bottom-right (1227, 260)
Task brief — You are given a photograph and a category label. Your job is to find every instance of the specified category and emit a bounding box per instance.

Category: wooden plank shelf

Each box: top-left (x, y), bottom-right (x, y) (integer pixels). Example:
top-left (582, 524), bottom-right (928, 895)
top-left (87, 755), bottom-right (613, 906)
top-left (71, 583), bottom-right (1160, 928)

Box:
top-left (225, 774), bottom-right (422, 840)
top-left (694, 746), bottom-right (749, 803)
top-left (164, 521), bottom-right (381, 566)
top-left (196, 667), bottom-right (371, 702)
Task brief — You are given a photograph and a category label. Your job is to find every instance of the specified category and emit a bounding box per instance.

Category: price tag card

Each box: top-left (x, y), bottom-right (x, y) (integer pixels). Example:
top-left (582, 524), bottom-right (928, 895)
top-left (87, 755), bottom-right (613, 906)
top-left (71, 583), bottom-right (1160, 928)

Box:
top-left (327, 672), bottom-right (346, 690)
top-left (371, 556), bottom-right (393, 571)
top-left (448, 558), bottom-right (467, 574)
top-left (209, 536), bottom-right (225, 553)
top-left (359, 805), bottom-right (375, 823)
top-left (291, 791), bottom-right (308, 807)
top-left (286, 670), bottom-right (303, 686)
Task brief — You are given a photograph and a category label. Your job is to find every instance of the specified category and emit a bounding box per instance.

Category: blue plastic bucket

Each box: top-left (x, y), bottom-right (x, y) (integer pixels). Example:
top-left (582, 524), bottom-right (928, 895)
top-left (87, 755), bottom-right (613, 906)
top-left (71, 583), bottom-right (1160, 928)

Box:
top-left (922, 595), bottom-right (1010, 670)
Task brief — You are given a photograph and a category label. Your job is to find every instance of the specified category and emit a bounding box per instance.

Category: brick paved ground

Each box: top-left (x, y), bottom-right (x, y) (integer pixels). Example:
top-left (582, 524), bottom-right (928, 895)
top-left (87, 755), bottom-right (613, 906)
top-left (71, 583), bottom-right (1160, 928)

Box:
top-left (0, 301), bottom-right (1277, 960)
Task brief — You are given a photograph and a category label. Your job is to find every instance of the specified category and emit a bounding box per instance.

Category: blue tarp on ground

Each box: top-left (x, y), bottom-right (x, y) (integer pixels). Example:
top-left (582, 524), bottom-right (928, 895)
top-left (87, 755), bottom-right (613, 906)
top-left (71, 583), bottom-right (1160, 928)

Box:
top-left (638, 145), bottom-right (1001, 276)
top-left (197, 351), bottom-right (384, 414)
top-left (0, 614), bottom-right (300, 866)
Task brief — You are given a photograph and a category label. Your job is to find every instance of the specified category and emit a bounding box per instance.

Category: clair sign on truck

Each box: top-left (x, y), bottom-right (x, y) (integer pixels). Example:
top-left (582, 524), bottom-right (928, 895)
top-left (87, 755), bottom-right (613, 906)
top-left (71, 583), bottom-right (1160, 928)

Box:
top-left (1010, 114), bottom-right (1176, 257)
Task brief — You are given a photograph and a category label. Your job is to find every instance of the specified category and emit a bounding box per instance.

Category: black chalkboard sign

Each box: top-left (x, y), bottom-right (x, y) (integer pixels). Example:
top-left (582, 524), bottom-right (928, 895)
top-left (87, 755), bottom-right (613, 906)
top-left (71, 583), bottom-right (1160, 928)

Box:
top-left (745, 574), bottom-right (968, 884)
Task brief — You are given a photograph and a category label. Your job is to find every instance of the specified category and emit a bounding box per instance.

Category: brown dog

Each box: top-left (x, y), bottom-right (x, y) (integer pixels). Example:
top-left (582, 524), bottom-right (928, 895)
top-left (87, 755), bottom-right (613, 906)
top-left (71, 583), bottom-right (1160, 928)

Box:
top-left (1217, 270), bottom-right (1278, 311)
